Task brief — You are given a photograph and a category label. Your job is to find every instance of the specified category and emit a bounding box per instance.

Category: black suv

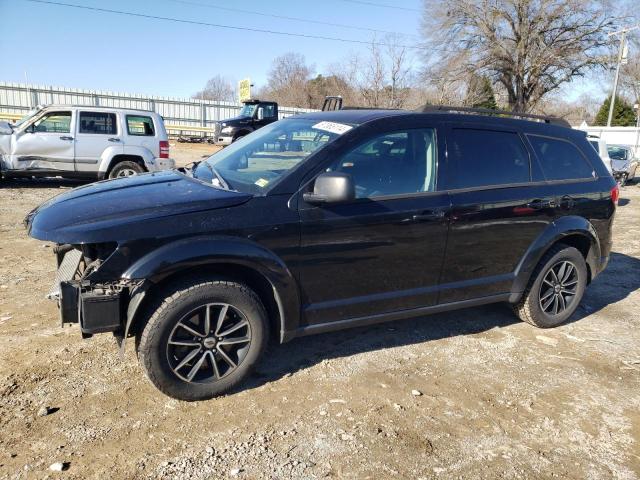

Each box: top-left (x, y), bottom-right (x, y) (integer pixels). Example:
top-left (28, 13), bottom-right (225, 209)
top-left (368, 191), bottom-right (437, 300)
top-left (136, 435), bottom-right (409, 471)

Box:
top-left (26, 107), bottom-right (617, 401)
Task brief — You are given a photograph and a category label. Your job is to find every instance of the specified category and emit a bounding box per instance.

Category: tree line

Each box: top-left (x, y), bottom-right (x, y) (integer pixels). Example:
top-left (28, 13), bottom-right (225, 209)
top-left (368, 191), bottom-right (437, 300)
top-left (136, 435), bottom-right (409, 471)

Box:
top-left (193, 0), bottom-right (639, 126)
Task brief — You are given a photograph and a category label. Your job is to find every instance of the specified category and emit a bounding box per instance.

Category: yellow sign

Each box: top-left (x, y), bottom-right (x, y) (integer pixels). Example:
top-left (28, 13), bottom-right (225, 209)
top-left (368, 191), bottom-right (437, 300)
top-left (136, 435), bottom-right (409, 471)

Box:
top-left (238, 78), bottom-right (251, 102)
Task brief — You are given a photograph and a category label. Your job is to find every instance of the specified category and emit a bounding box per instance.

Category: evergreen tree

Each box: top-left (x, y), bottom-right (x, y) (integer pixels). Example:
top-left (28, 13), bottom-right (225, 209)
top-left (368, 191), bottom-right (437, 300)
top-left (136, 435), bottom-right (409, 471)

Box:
top-left (593, 96), bottom-right (636, 126)
top-left (466, 75), bottom-right (497, 110)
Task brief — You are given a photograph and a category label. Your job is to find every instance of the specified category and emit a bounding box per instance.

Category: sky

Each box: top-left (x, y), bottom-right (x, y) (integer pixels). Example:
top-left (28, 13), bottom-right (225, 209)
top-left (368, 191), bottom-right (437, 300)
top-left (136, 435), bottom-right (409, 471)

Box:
top-left (0, 0), bottom-right (423, 98)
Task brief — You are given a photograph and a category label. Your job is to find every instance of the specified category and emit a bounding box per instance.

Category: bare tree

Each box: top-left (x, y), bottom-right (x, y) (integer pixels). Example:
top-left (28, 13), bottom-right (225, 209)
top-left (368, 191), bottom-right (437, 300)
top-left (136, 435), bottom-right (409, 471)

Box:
top-left (386, 35), bottom-right (413, 108)
top-left (264, 52), bottom-right (313, 108)
top-left (193, 75), bottom-right (235, 102)
top-left (421, 0), bottom-right (619, 112)
top-left (334, 35), bottom-right (415, 108)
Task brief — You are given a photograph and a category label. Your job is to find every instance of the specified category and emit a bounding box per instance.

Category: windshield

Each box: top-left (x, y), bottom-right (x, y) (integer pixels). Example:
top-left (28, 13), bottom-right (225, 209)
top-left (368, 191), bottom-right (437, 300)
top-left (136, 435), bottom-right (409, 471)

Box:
top-left (589, 140), bottom-right (599, 152)
top-left (239, 104), bottom-right (257, 118)
top-left (195, 118), bottom-right (355, 194)
top-left (13, 107), bottom-right (42, 127)
top-left (607, 146), bottom-right (628, 161)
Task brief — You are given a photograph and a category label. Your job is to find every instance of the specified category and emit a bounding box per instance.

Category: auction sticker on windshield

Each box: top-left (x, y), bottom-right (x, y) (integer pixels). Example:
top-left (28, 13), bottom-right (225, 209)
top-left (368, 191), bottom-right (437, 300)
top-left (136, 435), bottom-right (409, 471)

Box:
top-left (312, 121), bottom-right (353, 135)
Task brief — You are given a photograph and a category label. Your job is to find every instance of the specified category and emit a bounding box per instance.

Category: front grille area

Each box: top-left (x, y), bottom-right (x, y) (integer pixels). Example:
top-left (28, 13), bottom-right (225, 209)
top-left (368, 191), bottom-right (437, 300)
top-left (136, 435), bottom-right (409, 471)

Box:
top-left (212, 122), bottom-right (221, 140)
top-left (47, 248), bottom-right (82, 299)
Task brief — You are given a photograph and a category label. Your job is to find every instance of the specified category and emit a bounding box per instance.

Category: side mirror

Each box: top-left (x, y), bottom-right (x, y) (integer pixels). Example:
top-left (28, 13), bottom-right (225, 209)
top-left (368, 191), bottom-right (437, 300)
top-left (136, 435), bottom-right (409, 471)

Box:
top-left (303, 172), bottom-right (355, 205)
top-left (257, 107), bottom-right (264, 121)
top-left (25, 124), bottom-right (35, 133)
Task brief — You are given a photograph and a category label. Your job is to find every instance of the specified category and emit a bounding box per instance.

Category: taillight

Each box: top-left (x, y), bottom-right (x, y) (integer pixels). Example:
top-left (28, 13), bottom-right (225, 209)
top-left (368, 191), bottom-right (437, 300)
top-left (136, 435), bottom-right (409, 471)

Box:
top-left (159, 140), bottom-right (170, 159)
top-left (611, 184), bottom-right (619, 205)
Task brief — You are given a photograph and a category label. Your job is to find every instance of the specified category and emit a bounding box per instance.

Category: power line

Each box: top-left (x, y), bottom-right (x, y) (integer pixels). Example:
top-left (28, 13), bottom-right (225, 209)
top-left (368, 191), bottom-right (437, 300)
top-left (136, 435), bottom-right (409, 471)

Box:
top-left (21, 0), bottom-right (427, 49)
top-left (336, 0), bottom-right (422, 13)
top-left (164, 0), bottom-right (419, 38)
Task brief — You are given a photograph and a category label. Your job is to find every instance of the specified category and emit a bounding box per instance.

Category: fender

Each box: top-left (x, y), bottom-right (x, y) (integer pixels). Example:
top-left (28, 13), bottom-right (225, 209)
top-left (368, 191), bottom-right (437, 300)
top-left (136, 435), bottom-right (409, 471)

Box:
top-left (121, 235), bottom-right (301, 343)
top-left (96, 146), bottom-right (139, 174)
top-left (98, 146), bottom-right (156, 175)
top-left (510, 215), bottom-right (600, 301)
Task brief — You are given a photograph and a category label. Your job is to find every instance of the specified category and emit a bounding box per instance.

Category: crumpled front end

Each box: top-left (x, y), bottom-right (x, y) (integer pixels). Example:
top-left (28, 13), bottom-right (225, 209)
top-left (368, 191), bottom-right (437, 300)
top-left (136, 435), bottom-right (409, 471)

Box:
top-left (48, 242), bottom-right (139, 337)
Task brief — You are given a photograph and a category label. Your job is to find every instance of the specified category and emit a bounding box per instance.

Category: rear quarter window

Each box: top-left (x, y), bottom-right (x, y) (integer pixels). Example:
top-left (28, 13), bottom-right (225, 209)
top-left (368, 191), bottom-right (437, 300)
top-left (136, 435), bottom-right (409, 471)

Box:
top-left (447, 128), bottom-right (531, 189)
top-left (527, 135), bottom-right (594, 181)
top-left (126, 115), bottom-right (155, 136)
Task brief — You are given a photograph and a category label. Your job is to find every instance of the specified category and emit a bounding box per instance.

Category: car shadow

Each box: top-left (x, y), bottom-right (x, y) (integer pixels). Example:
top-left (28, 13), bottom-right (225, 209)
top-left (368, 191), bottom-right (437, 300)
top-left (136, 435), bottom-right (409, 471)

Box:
top-left (572, 251), bottom-right (640, 320)
top-left (240, 251), bottom-right (640, 394)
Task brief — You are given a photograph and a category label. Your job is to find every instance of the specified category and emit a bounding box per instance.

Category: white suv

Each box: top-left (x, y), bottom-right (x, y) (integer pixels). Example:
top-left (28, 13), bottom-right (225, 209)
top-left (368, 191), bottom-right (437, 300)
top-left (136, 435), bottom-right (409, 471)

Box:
top-left (0, 105), bottom-right (175, 180)
top-left (587, 135), bottom-right (613, 174)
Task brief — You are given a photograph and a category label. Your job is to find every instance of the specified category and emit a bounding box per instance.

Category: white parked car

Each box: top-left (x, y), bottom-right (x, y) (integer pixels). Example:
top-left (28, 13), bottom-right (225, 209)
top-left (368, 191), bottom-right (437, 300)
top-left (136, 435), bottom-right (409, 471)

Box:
top-left (0, 105), bottom-right (174, 180)
top-left (587, 135), bottom-right (612, 174)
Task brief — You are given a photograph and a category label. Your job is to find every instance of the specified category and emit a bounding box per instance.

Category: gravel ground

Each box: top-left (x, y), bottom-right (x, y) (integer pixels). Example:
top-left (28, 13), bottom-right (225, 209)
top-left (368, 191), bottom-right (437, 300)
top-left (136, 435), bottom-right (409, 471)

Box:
top-left (0, 144), bottom-right (638, 479)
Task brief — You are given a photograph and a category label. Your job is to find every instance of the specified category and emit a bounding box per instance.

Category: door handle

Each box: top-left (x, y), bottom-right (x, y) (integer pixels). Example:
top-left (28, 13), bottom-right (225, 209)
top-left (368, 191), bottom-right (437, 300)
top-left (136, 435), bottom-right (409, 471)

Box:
top-left (59, 136), bottom-right (74, 141)
top-left (412, 210), bottom-right (446, 222)
top-left (108, 137), bottom-right (121, 142)
top-left (559, 195), bottom-right (576, 209)
top-left (527, 199), bottom-right (556, 209)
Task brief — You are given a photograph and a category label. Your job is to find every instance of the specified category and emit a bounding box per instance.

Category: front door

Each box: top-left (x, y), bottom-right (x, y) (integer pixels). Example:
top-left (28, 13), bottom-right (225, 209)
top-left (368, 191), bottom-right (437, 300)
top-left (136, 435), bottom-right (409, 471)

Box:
top-left (12, 110), bottom-right (75, 172)
top-left (74, 111), bottom-right (122, 173)
top-left (298, 126), bottom-right (450, 326)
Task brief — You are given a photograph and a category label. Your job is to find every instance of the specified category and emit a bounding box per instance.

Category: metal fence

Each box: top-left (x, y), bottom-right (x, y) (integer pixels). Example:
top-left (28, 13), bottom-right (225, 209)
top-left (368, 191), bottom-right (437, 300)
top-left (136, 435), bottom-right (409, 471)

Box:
top-left (0, 82), bottom-right (316, 137)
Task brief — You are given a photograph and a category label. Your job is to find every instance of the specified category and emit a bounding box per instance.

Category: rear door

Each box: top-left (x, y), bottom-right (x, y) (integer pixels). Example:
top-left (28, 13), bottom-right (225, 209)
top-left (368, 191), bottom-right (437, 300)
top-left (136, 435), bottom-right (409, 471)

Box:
top-left (297, 122), bottom-right (450, 326)
top-left (74, 111), bottom-right (122, 173)
top-left (439, 125), bottom-right (554, 303)
top-left (12, 110), bottom-right (75, 172)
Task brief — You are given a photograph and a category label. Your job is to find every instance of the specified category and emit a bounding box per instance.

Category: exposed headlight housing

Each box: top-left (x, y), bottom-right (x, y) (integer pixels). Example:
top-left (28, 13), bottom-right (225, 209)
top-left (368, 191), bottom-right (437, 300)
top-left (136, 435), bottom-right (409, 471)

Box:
top-left (221, 126), bottom-right (234, 134)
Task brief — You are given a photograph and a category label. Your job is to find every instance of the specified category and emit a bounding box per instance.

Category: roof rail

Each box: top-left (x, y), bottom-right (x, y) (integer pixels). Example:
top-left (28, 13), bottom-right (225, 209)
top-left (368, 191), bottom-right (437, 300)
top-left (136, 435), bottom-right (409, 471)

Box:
top-left (418, 104), bottom-right (572, 128)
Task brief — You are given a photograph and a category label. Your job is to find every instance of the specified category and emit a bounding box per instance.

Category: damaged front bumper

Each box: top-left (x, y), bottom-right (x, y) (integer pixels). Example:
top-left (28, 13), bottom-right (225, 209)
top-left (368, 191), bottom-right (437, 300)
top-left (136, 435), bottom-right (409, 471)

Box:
top-left (48, 244), bottom-right (137, 337)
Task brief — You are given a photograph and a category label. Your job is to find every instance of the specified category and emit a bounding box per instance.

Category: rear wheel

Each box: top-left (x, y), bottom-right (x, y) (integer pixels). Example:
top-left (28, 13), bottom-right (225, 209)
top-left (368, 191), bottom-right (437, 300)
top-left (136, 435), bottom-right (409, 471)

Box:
top-left (137, 280), bottom-right (268, 401)
top-left (108, 160), bottom-right (145, 179)
top-left (513, 244), bottom-right (587, 328)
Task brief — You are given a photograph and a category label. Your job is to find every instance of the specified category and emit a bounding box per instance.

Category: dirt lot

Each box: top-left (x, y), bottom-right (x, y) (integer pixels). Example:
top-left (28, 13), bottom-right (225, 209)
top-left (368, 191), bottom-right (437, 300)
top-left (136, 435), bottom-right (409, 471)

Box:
top-left (0, 143), bottom-right (639, 479)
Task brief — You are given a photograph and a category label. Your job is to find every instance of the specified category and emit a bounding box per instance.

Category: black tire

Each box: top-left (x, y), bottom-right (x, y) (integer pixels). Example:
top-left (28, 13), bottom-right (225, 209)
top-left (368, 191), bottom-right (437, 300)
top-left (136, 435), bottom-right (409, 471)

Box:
top-left (233, 133), bottom-right (246, 143)
top-left (513, 244), bottom-right (587, 328)
top-left (137, 280), bottom-right (268, 401)
top-left (108, 160), bottom-right (145, 179)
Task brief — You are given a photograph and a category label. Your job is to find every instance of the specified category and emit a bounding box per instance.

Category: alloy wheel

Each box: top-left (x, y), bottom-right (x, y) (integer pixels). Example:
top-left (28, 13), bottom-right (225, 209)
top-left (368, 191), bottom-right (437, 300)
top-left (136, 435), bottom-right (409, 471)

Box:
top-left (116, 168), bottom-right (138, 177)
top-left (166, 303), bottom-right (252, 383)
top-left (539, 260), bottom-right (579, 316)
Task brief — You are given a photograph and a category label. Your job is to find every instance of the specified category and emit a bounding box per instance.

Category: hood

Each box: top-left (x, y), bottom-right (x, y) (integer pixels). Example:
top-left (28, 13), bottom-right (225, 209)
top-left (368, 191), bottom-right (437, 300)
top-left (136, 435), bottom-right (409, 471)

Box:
top-left (221, 115), bottom-right (253, 126)
top-left (26, 170), bottom-right (252, 244)
top-left (611, 158), bottom-right (629, 172)
top-left (0, 121), bottom-right (13, 135)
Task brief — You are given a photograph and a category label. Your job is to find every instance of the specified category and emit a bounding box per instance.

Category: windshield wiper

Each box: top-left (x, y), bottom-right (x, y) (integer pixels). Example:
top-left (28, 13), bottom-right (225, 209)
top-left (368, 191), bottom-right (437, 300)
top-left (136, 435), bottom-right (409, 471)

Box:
top-left (202, 162), bottom-right (231, 190)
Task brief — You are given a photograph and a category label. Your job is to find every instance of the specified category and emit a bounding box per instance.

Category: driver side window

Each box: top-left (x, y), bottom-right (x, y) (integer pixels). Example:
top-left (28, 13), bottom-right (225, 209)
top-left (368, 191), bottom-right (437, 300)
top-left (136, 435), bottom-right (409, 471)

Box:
top-left (327, 128), bottom-right (437, 198)
top-left (32, 111), bottom-right (72, 133)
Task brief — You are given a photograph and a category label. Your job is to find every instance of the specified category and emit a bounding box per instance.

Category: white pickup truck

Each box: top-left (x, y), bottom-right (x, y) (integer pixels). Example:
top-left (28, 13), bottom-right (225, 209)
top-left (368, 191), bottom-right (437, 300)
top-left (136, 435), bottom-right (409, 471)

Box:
top-left (0, 105), bottom-right (174, 180)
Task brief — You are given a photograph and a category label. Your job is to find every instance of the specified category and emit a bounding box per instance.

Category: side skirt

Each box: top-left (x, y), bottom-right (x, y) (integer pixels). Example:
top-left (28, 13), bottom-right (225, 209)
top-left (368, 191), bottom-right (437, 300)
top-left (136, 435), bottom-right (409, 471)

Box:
top-left (283, 293), bottom-right (511, 341)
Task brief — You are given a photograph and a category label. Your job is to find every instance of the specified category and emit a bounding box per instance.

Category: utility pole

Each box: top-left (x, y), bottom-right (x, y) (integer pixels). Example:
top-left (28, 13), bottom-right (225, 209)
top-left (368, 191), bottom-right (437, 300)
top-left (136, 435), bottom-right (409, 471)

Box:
top-left (607, 25), bottom-right (639, 127)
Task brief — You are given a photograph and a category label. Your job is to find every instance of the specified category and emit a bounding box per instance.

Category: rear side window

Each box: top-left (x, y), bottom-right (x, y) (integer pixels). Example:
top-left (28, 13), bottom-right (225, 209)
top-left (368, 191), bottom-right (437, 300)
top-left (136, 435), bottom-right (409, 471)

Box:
top-left (79, 112), bottom-right (117, 134)
top-left (447, 128), bottom-right (530, 189)
top-left (528, 136), bottom-right (594, 181)
top-left (126, 115), bottom-right (155, 136)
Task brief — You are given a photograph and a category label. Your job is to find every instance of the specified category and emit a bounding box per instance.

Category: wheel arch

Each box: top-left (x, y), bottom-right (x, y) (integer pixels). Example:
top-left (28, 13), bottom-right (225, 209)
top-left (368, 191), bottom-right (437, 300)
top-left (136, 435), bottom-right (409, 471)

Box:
top-left (234, 129), bottom-right (252, 140)
top-left (121, 236), bottom-right (300, 347)
top-left (510, 216), bottom-right (601, 302)
top-left (101, 154), bottom-right (147, 178)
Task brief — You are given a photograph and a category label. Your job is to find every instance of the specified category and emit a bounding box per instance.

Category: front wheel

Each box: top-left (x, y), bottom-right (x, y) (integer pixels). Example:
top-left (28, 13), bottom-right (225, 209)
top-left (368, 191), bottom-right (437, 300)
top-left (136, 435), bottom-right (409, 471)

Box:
top-left (137, 280), bottom-right (269, 401)
top-left (513, 244), bottom-right (587, 328)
